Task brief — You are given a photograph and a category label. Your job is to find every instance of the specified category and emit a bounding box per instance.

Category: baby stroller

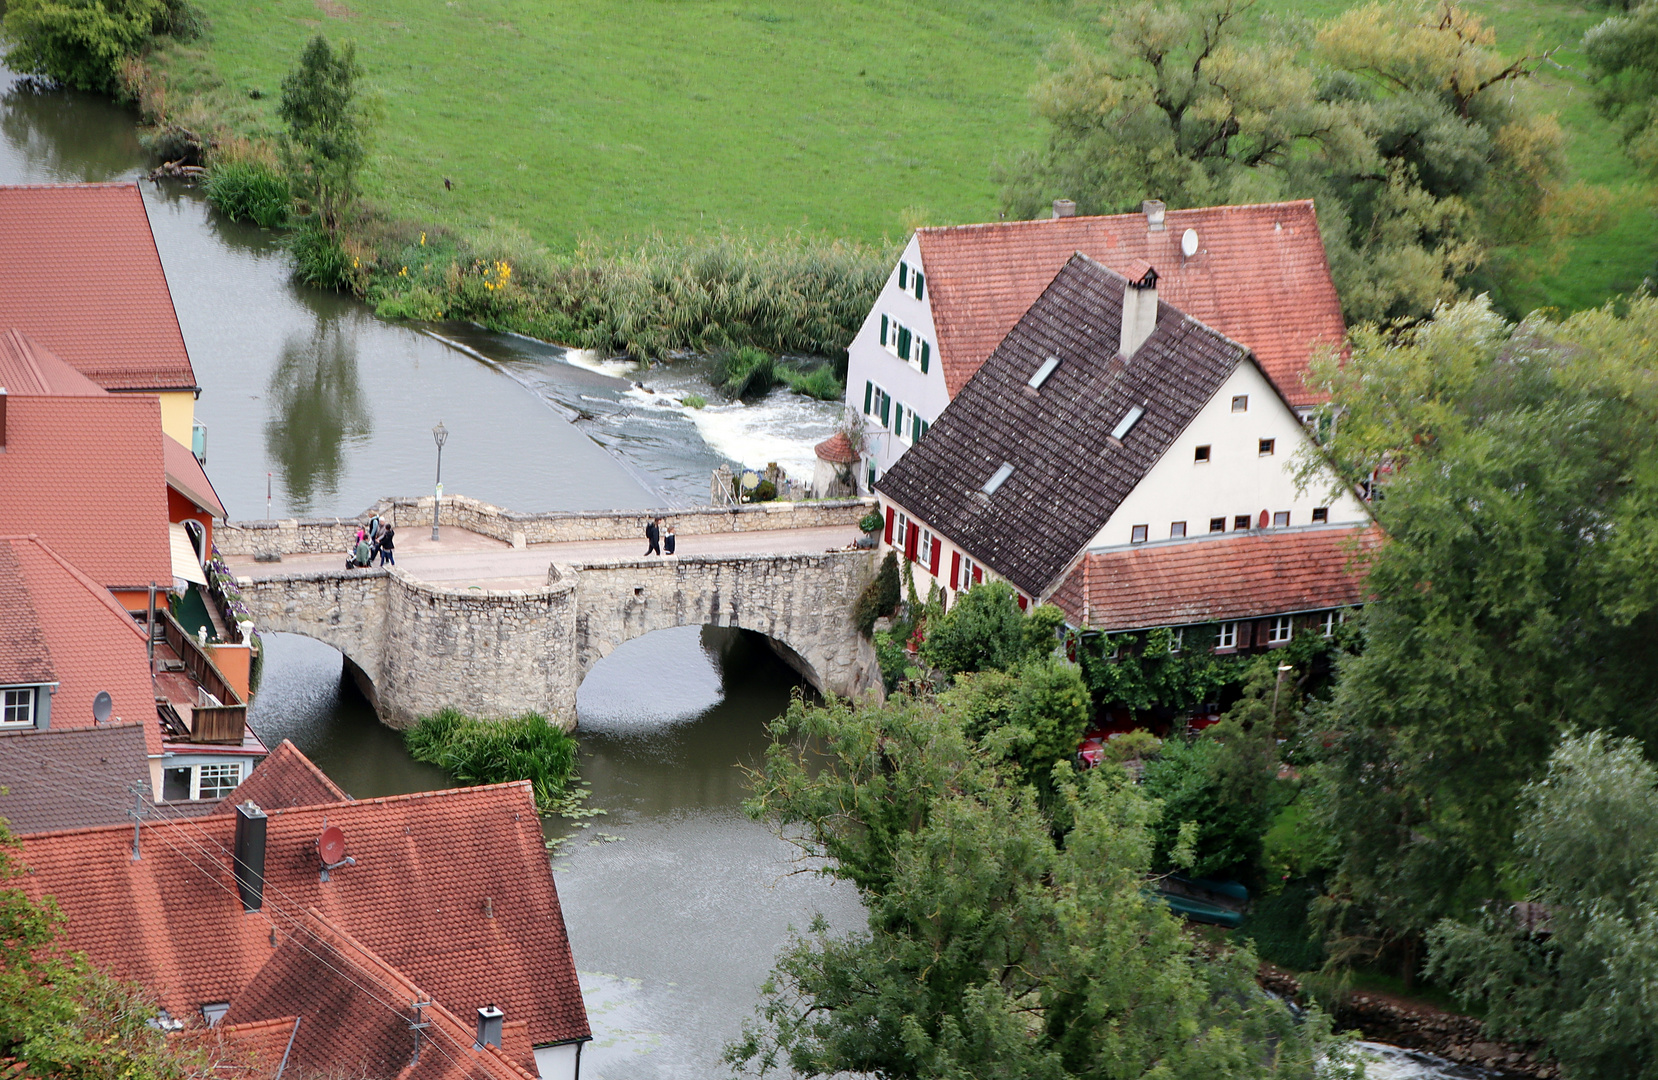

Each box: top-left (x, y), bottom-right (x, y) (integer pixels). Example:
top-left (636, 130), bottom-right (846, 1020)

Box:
top-left (345, 537), bottom-right (375, 569)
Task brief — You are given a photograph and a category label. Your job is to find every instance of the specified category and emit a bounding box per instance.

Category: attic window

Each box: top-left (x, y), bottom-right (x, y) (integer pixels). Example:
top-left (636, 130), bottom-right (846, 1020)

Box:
top-left (1232, 395), bottom-right (1249, 412)
top-left (201, 1002), bottom-right (230, 1027)
top-left (1259, 438), bottom-right (1275, 457)
top-left (981, 462), bottom-right (1015, 497)
top-left (1111, 405), bottom-right (1146, 441)
top-left (1028, 356), bottom-right (1060, 389)
top-left (1194, 445), bottom-right (1211, 463)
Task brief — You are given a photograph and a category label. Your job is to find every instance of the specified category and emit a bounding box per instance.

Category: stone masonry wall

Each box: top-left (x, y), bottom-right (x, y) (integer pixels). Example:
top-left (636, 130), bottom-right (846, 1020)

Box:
top-left (237, 546), bottom-right (879, 729)
top-left (216, 495), bottom-right (877, 557)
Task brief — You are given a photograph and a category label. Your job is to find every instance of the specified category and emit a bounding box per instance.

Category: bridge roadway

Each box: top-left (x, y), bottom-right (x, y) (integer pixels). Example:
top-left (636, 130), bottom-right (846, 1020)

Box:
top-left (227, 505), bottom-right (879, 730)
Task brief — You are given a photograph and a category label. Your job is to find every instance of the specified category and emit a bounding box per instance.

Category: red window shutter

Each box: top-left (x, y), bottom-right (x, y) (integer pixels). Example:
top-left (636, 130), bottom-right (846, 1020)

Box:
top-left (1017, 594), bottom-right (1028, 611)
top-left (950, 551), bottom-right (961, 589)
top-left (905, 525), bottom-right (919, 562)
top-left (884, 507), bottom-right (895, 544)
top-left (929, 537), bottom-right (941, 575)
top-left (972, 566), bottom-right (983, 584)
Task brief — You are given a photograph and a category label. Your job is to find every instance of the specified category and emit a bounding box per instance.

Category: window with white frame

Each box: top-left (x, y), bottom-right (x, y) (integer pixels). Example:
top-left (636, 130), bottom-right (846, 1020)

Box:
top-left (1216, 622), bottom-right (1239, 650)
top-left (879, 315), bottom-right (931, 373)
top-left (1, 688), bottom-right (34, 727)
top-left (862, 381), bottom-right (892, 427)
top-left (1268, 616), bottom-right (1293, 644)
top-left (1169, 627), bottom-right (1184, 654)
top-left (894, 512), bottom-right (910, 549)
top-left (196, 762), bottom-right (243, 800)
top-left (1321, 610), bottom-right (1338, 637)
top-left (897, 260), bottom-right (925, 301)
top-left (920, 528), bottom-right (935, 568)
top-left (957, 555), bottom-right (978, 591)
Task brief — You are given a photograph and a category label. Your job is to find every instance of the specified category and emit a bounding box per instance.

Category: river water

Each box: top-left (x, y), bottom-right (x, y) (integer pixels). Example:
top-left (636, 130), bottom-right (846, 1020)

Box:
top-left (1, 65), bottom-right (1479, 1080)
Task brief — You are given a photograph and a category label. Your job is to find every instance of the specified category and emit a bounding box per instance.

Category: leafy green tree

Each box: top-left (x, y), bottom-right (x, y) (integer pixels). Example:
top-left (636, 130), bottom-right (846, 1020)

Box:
top-left (1, 0), bottom-right (167, 91)
top-left (1000, 0), bottom-right (1561, 324)
top-left (1304, 296), bottom-right (1658, 976)
top-left (0, 816), bottom-right (236, 1077)
top-left (278, 34), bottom-right (372, 235)
top-left (920, 582), bottom-right (1061, 675)
top-left (854, 551), bottom-right (901, 637)
top-left (1585, 0), bottom-right (1658, 178)
top-left (941, 658), bottom-right (1091, 782)
top-left (1427, 732), bottom-right (1658, 1077)
top-left (730, 691), bottom-right (1357, 1079)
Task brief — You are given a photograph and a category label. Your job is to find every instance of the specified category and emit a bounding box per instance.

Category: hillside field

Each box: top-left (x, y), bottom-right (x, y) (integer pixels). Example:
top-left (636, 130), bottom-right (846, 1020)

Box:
top-left (184, 0), bottom-right (1653, 313)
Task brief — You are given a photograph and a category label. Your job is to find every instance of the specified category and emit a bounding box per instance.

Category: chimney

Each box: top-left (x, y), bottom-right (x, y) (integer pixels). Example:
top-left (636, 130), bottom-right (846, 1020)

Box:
top-left (233, 802), bottom-right (267, 913)
top-left (475, 1005), bottom-right (504, 1050)
top-left (1119, 261), bottom-right (1160, 359)
top-left (1142, 199), bottom-right (1166, 232)
top-left (1052, 199), bottom-right (1076, 219)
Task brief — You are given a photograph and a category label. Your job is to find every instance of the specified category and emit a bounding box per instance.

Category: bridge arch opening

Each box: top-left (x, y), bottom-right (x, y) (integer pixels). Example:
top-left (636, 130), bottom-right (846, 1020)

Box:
top-left (246, 632), bottom-right (448, 797)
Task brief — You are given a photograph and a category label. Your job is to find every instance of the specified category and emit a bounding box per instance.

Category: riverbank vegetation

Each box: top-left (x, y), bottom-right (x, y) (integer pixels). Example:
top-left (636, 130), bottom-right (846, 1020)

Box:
top-left (403, 708), bottom-right (578, 814)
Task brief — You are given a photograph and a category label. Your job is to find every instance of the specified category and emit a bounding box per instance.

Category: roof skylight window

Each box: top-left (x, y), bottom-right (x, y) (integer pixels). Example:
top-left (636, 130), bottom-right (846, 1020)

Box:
top-left (1111, 405), bottom-right (1146, 441)
top-left (982, 462), bottom-right (1015, 497)
top-left (1028, 356), bottom-right (1060, 389)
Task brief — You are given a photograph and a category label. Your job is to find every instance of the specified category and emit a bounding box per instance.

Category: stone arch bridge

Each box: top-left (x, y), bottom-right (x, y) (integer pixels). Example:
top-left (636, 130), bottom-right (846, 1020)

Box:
top-left (222, 497), bottom-right (882, 728)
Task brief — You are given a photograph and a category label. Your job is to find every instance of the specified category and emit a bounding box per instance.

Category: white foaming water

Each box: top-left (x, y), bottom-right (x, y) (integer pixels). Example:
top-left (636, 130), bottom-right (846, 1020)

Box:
top-left (562, 347), bottom-right (640, 380)
top-left (688, 390), bottom-right (841, 483)
top-left (1354, 1042), bottom-right (1500, 1079)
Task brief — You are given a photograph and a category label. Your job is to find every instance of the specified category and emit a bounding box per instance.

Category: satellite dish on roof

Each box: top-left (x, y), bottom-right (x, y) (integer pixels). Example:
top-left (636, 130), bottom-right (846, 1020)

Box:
top-left (1181, 228), bottom-right (1199, 258)
top-left (92, 691), bottom-right (113, 725)
top-left (318, 825), bottom-right (347, 867)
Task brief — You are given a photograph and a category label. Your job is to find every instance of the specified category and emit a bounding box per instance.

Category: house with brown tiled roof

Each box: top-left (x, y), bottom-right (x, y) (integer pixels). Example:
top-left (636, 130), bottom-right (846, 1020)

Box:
top-left (0, 535), bottom-right (267, 809)
top-left (873, 253), bottom-right (1371, 650)
top-left (0, 184), bottom-right (201, 450)
top-left (847, 199), bottom-right (1345, 486)
top-left (18, 773), bottom-right (592, 1079)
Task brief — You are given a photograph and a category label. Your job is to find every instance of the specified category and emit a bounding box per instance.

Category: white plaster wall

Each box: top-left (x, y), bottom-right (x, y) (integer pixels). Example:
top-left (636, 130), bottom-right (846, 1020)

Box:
top-left (534, 1041), bottom-right (580, 1080)
top-left (1090, 363), bottom-right (1367, 549)
top-left (876, 498), bottom-right (1016, 607)
top-left (843, 235), bottom-right (951, 484)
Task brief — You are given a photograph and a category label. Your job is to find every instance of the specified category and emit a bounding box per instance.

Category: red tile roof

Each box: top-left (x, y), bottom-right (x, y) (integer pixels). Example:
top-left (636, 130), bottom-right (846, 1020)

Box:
top-left (0, 329), bottom-right (106, 395)
top-left (0, 184), bottom-right (196, 393)
top-left (0, 537), bottom-right (160, 755)
top-left (1048, 524), bottom-right (1382, 631)
top-left (19, 780), bottom-right (590, 1050)
top-left (215, 1016), bottom-right (298, 1080)
top-left (164, 434), bottom-right (227, 519)
top-left (0, 539), bottom-right (54, 686)
top-left (916, 200), bottom-right (1343, 406)
top-left (0, 395), bottom-right (172, 590)
top-left (223, 910), bottom-right (536, 1080)
top-left (210, 739), bottom-right (350, 814)
top-left (813, 431), bottom-right (861, 464)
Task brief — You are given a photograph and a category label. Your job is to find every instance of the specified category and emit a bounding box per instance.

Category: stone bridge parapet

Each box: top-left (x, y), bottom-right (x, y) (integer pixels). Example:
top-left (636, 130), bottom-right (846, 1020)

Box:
top-left (218, 494), bottom-right (876, 557)
top-left (238, 540), bottom-right (879, 729)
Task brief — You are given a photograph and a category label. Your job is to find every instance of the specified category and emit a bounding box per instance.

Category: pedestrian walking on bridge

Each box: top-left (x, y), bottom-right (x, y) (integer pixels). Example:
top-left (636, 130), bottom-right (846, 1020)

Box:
top-left (644, 517), bottom-right (662, 556)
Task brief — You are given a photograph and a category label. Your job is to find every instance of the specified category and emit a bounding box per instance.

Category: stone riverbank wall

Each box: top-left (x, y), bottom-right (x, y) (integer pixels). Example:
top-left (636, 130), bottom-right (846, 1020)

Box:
top-left (237, 547), bottom-right (880, 729)
top-left (215, 494), bottom-right (875, 557)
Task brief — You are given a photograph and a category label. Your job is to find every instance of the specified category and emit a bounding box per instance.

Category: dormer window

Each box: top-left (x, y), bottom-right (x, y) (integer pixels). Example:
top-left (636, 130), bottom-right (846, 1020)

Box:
top-left (1028, 356), bottom-right (1060, 389)
top-left (982, 462), bottom-right (1014, 497)
top-left (1, 688), bottom-right (35, 727)
top-left (1111, 405), bottom-right (1145, 441)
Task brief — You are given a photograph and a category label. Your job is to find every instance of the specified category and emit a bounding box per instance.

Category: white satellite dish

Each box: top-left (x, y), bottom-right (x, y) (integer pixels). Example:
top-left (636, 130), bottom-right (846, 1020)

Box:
top-left (1181, 228), bottom-right (1200, 258)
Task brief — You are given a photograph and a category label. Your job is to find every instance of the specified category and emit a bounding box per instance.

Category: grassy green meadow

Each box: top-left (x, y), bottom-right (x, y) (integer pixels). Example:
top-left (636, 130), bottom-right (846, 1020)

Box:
top-left (175, 0), bottom-right (1652, 314)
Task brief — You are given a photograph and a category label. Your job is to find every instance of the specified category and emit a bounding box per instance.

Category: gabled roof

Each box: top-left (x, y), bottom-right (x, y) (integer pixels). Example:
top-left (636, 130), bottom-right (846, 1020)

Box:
top-left (210, 739), bottom-right (350, 814)
top-left (164, 434), bottom-right (226, 519)
top-left (0, 395), bottom-right (173, 590)
top-left (223, 910), bottom-right (536, 1080)
top-left (0, 184), bottom-right (196, 393)
top-left (1047, 524), bottom-right (1382, 631)
top-left (19, 779), bottom-right (590, 1049)
top-left (0, 537), bottom-right (160, 755)
top-left (0, 539), bottom-right (54, 686)
top-left (876, 254), bottom-right (1250, 597)
top-left (0, 724), bottom-right (151, 834)
top-left (0, 329), bottom-right (106, 395)
top-left (915, 200), bottom-right (1342, 405)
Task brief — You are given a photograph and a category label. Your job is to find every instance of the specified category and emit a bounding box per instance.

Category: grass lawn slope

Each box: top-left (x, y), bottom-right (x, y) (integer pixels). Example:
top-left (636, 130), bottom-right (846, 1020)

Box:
top-left (189, 0), bottom-right (1102, 248)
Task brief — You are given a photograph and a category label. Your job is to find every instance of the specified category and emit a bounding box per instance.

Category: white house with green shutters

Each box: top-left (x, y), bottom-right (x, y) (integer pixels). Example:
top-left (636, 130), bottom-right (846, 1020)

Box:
top-left (845, 233), bottom-right (949, 490)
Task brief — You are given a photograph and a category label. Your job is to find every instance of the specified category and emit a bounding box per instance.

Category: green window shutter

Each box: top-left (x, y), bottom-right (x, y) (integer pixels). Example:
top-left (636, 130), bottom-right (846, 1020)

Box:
top-left (898, 262), bottom-right (908, 289)
top-left (880, 391), bottom-right (890, 426)
top-left (898, 326), bottom-right (912, 360)
top-left (915, 271), bottom-right (925, 301)
top-left (880, 314), bottom-right (889, 347)
top-left (919, 340), bottom-right (930, 373)
top-left (911, 414), bottom-right (920, 442)
top-left (864, 380), bottom-right (873, 414)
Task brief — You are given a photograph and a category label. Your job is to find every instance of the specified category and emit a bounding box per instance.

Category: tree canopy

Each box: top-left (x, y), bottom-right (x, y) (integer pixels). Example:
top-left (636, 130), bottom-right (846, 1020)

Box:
top-left (999, 0), bottom-right (1563, 324)
top-left (279, 34), bottom-right (373, 234)
top-left (729, 687), bottom-right (1356, 1079)
top-left (1585, 0), bottom-right (1658, 179)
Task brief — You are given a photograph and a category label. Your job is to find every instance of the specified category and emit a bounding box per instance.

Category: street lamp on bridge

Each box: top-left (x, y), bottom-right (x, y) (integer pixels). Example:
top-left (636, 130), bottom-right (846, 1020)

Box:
top-left (431, 421), bottom-right (448, 542)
